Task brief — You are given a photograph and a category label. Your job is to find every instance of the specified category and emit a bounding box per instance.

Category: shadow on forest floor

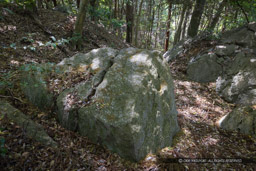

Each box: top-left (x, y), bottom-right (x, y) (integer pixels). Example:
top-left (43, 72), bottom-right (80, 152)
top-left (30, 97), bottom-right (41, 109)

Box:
top-left (155, 56), bottom-right (256, 170)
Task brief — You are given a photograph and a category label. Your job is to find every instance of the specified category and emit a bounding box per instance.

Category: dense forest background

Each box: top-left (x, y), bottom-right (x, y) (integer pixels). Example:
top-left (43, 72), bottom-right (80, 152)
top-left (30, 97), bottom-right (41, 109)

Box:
top-left (2, 0), bottom-right (256, 50)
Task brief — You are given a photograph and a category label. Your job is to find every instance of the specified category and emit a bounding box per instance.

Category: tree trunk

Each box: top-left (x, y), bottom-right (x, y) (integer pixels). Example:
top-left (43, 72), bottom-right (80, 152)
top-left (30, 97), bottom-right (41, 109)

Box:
top-left (52, 0), bottom-right (57, 7)
top-left (146, 0), bottom-right (153, 49)
top-left (221, 6), bottom-right (228, 32)
top-left (154, 2), bottom-right (162, 48)
top-left (77, 0), bottom-right (80, 8)
top-left (90, 0), bottom-right (97, 21)
top-left (187, 0), bottom-right (206, 37)
top-left (181, 5), bottom-right (191, 40)
top-left (126, 0), bottom-right (133, 43)
top-left (114, 0), bottom-right (118, 19)
top-left (73, 0), bottom-right (89, 50)
top-left (173, 4), bottom-right (187, 45)
top-left (37, 0), bottom-right (43, 9)
top-left (149, 2), bottom-right (155, 49)
top-left (135, 0), bottom-right (144, 47)
top-left (207, 0), bottom-right (227, 31)
top-left (164, 1), bottom-right (172, 52)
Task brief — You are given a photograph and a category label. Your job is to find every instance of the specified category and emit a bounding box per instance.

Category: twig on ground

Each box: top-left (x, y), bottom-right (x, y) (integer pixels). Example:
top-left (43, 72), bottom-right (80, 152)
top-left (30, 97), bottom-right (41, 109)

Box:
top-left (0, 94), bottom-right (24, 103)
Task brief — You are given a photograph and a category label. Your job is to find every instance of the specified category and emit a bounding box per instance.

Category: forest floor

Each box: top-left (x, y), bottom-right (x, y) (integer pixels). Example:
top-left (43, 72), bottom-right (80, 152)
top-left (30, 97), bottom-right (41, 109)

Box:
top-left (0, 5), bottom-right (256, 170)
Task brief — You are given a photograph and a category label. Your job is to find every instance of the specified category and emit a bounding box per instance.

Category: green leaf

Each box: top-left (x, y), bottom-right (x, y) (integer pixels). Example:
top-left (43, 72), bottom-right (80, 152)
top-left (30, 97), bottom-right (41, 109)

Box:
top-left (50, 36), bottom-right (56, 42)
top-left (3, 8), bottom-right (14, 15)
top-left (10, 43), bottom-right (16, 49)
top-left (29, 46), bottom-right (36, 51)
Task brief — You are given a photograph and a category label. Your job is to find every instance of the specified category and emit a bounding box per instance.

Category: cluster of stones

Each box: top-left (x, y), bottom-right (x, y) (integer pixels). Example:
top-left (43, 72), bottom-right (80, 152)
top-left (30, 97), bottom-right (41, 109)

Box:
top-left (165, 22), bottom-right (256, 137)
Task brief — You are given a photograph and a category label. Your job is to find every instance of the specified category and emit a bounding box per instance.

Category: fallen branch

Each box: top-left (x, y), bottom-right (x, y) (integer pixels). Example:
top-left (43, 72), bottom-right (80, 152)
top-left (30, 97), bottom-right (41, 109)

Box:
top-left (0, 95), bottom-right (24, 103)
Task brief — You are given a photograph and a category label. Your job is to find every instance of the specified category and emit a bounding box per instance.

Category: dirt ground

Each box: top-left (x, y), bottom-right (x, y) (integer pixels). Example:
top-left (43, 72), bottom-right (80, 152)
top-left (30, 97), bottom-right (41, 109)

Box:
top-left (0, 5), bottom-right (255, 170)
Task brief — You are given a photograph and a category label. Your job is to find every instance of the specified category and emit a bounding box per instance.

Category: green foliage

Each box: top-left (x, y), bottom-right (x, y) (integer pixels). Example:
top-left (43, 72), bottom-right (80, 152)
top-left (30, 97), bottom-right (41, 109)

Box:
top-left (10, 43), bottom-right (16, 49)
top-left (0, 126), bottom-right (7, 157)
top-left (8, 33), bottom-right (70, 51)
top-left (89, 6), bottom-right (111, 20)
top-left (0, 71), bottom-right (14, 94)
top-left (70, 33), bottom-right (82, 43)
top-left (229, 0), bottom-right (256, 23)
top-left (19, 63), bottom-right (54, 73)
top-left (0, 136), bottom-right (7, 157)
top-left (111, 19), bottom-right (125, 29)
top-left (2, 8), bottom-right (15, 15)
top-left (15, 0), bottom-right (36, 10)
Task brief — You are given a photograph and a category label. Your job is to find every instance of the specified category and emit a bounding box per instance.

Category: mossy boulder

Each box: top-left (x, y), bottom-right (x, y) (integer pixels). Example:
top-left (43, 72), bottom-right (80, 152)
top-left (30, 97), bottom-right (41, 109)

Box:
top-left (57, 48), bottom-right (179, 161)
top-left (0, 100), bottom-right (57, 147)
top-left (217, 106), bottom-right (256, 136)
top-left (20, 63), bottom-right (55, 110)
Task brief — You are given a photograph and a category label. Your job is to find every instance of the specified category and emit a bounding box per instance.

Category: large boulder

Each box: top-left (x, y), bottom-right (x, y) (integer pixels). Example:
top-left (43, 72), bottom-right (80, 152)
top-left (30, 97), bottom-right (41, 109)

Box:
top-left (220, 22), bottom-right (256, 49)
top-left (217, 106), bottom-right (256, 136)
top-left (187, 52), bottom-right (223, 83)
top-left (216, 50), bottom-right (256, 105)
top-left (57, 48), bottom-right (179, 161)
top-left (21, 47), bottom-right (179, 162)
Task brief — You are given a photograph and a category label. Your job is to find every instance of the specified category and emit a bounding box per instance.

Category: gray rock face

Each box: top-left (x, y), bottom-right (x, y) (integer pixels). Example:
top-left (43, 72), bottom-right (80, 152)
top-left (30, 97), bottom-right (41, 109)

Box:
top-left (248, 22), bottom-right (256, 32)
top-left (57, 48), bottom-right (179, 161)
top-left (0, 100), bottom-right (58, 147)
top-left (221, 23), bottom-right (256, 48)
top-left (163, 40), bottom-right (185, 63)
top-left (216, 50), bottom-right (256, 105)
top-left (187, 53), bottom-right (223, 83)
top-left (21, 47), bottom-right (179, 162)
top-left (215, 44), bottom-right (237, 56)
top-left (217, 106), bottom-right (256, 136)
top-left (186, 23), bottom-right (256, 84)
top-left (20, 63), bottom-right (55, 110)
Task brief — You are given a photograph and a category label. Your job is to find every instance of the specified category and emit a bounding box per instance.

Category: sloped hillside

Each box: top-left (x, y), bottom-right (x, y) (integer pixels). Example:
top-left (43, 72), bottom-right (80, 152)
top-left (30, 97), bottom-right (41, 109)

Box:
top-left (0, 4), bottom-right (128, 72)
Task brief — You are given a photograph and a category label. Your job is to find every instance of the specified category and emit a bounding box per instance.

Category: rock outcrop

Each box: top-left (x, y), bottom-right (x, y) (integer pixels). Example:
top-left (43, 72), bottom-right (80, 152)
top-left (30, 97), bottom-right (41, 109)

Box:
top-left (216, 49), bottom-right (256, 105)
top-left (165, 22), bottom-right (256, 136)
top-left (217, 106), bottom-right (256, 136)
top-left (0, 100), bottom-right (57, 147)
top-left (187, 52), bottom-right (223, 83)
top-left (20, 63), bottom-right (55, 110)
top-left (20, 47), bottom-right (180, 162)
top-left (165, 22), bottom-right (256, 85)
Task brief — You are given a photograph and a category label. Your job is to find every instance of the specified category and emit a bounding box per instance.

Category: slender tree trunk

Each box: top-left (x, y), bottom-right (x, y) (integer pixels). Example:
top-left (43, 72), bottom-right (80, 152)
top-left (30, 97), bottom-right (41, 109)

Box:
top-left (154, 2), bottom-right (162, 48)
top-left (135, 0), bottom-right (144, 46)
top-left (114, 0), bottom-right (118, 18)
top-left (181, 5), bottom-right (191, 40)
top-left (126, 0), bottom-right (133, 43)
top-left (164, 1), bottom-right (172, 52)
top-left (52, 0), bottom-right (57, 7)
top-left (206, 2), bottom-right (215, 29)
top-left (37, 0), bottom-right (42, 9)
top-left (77, 0), bottom-right (80, 8)
top-left (132, 0), bottom-right (138, 45)
top-left (173, 4), bottom-right (187, 45)
top-left (149, 2), bottom-right (155, 49)
top-left (73, 0), bottom-right (89, 49)
top-left (146, 0), bottom-right (152, 49)
top-left (222, 6), bottom-right (228, 32)
top-left (207, 0), bottom-right (227, 31)
top-left (187, 0), bottom-right (206, 37)
top-left (90, 0), bottom-right (97, 21)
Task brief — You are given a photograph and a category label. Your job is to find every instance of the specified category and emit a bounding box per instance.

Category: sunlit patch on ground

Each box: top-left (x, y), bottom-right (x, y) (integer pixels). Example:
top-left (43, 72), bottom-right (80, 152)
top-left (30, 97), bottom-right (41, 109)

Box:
top-left (156, 54), bottom-right (256, 170)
